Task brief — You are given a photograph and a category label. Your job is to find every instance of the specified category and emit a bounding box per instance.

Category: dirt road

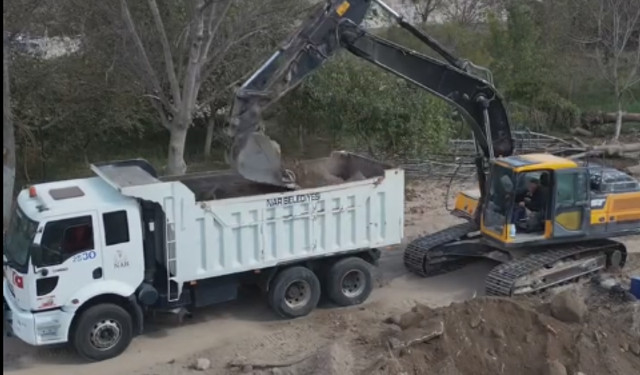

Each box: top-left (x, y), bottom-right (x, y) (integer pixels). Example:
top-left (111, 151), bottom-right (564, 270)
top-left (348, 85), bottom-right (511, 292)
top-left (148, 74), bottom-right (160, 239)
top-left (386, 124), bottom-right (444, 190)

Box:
top-left (3, 181), bottom-right (639, 375)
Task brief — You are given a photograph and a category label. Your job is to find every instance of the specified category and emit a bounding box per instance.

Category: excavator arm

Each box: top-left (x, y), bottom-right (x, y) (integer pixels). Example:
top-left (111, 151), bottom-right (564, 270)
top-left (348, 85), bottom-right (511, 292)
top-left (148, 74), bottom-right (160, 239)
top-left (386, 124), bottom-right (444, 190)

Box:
top-left (227, 0), bottom-right (514, 188)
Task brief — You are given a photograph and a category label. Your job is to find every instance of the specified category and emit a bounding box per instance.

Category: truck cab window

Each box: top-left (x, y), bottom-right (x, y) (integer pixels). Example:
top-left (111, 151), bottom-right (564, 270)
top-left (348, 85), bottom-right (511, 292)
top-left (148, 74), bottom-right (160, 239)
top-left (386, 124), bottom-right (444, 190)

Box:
top-left (103, 211), bottom-right (130, 246)
top-left (40, 216), bottom-right (94, 266)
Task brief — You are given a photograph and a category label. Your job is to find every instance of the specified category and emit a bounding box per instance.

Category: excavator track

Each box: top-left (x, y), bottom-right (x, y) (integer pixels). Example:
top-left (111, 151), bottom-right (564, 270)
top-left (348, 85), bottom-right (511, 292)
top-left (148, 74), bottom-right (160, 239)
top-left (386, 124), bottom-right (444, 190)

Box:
top-left (486, 239), bottom-right (627, 297)
top-left (404, 222), bottom-right (481, 277)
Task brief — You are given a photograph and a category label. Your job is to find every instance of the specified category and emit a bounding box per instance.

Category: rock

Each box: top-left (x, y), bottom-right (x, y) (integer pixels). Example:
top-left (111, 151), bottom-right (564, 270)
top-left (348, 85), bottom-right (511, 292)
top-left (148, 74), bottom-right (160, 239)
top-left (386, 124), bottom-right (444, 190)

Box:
top-left (550, 290), bottom-right (588, 323)
top-left (398, 311), bottom-right (424, 330)
top-left (242, 365), bottom-right (254, 373)
top-left (385, 314), bottom-right (402, 325)
top-left (491, 327), bottom-right (505, 339)
top-left (630, 343), bottom-right (640, 356)
top-left (192, 358), bottom-right (211, 371)
top-left (545, 360), bottom-right (568, 375)
top-left (388, 337), bottom-right (403, 350)
top-left (469, 315), bottom-right (482, 329)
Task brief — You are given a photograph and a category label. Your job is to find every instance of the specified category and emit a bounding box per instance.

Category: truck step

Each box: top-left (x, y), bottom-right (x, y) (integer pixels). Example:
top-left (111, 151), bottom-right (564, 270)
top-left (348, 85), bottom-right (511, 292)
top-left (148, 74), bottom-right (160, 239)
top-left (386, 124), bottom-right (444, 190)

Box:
top-left (403, 222), bottom-right (480, 277)
top-left (485, 239), bottom-right (627, 297)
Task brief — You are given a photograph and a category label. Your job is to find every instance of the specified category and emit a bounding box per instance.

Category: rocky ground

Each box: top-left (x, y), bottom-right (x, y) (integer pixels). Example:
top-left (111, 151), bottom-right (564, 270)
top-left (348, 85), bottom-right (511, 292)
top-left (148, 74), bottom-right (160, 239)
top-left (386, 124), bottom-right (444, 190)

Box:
top-left (4, 180), bottom-right (639, 375)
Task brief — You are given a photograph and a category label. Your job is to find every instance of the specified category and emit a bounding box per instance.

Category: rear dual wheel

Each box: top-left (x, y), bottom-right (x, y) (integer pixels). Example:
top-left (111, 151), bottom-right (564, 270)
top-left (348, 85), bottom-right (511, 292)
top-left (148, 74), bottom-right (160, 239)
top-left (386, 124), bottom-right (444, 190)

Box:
top-left (325, 257), bottom-right (374, 307)
top-left (267, 257), bottom-right (374, 319)
top-left (268, 266), bottom-right (321, 319)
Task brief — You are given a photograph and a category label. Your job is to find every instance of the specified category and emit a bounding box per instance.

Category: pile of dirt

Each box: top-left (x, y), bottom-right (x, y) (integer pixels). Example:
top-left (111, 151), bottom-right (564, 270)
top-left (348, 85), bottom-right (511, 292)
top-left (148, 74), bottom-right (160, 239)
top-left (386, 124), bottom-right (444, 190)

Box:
top-left (227, 341), bottom-right (354, 375)
top-left (372, 293), bottom-right (640, 375)
top-left (224, 290), bottom-right (639, 375)
top-left (285, 159), bottom-right (366, 188)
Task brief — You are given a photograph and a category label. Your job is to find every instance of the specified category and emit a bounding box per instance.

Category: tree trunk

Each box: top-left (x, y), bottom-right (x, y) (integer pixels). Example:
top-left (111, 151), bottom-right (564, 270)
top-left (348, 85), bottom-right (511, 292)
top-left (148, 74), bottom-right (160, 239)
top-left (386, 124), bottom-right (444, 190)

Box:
top-left (166, 125), bottom-right (188, 176)
top-left (204, 115), bottom-right (215, 158)
top-left (568, 143), bottom-right (640, 160)
top-left (581, 111), bottom-right (640, 128)
top-left (613, 98), bottom-right (623, 141)
top-left (3, 37), bottom-right (16, 228)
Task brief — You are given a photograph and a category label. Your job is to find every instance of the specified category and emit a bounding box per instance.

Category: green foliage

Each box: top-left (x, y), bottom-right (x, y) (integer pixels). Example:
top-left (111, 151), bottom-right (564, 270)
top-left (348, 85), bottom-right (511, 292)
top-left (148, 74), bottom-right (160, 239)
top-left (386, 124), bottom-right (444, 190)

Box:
top-left (280, 54), bottom-right (455, 159)
top-left (486, 4), bottom-right (580, 130)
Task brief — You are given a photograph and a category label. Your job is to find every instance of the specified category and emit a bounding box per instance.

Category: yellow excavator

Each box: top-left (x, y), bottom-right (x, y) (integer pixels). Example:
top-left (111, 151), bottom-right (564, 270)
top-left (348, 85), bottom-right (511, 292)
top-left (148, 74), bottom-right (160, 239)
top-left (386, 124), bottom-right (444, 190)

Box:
top-left (225, 0), bottom-right (640, 296)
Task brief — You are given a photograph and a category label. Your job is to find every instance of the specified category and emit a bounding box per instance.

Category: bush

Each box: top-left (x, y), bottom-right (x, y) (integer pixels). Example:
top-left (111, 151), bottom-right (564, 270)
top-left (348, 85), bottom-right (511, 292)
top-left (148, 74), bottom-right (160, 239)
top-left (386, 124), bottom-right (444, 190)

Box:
top-left (280, 53), bottom-right (455, 159)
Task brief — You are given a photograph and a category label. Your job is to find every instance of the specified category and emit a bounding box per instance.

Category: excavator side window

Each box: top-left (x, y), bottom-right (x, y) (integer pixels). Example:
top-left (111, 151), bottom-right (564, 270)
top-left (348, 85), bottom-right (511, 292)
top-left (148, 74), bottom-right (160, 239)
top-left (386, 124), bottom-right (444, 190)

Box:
top-left (483, 164), bottom-right (515, 237)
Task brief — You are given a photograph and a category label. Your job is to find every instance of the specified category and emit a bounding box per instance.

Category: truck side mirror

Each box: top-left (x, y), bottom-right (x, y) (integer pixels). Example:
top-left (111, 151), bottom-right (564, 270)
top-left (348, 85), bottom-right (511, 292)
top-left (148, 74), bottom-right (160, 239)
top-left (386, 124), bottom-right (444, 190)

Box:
top-left (30, 243), bottom-right (43, 267)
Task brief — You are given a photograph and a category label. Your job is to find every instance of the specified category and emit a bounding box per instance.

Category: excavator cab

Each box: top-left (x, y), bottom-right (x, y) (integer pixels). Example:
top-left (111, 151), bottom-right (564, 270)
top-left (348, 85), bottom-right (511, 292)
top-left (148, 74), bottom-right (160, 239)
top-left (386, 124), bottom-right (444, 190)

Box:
top-left (479, 154), bottom-right (591, 247)
top-left (453, 154), bottom-right (640, 250)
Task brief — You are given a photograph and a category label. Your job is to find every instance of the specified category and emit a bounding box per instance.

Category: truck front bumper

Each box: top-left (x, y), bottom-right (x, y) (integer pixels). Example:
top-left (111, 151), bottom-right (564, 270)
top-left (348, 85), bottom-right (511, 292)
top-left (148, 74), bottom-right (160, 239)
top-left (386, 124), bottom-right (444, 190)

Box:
top-left (3, 280), bottom-right (73, 346)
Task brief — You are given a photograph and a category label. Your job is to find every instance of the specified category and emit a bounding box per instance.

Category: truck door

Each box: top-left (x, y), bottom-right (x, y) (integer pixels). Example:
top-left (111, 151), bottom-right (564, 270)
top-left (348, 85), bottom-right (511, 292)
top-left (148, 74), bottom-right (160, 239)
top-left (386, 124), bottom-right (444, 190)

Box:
top-left (551, 168), bottom-right (591, 238)
top-left (30, 212), bottom-right (104, 311)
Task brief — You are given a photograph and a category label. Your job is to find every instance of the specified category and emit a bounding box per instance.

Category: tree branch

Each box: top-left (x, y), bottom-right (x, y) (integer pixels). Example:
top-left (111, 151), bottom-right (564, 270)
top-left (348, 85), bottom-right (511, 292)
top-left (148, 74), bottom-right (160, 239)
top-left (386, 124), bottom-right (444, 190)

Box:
top-left (120, 0), bottom-right (177, 114)
top-left (202, 0), bottom-right (234, 63)
top-left (147, 0), bottom-right (182, 106)
top-left (178, 0), bottom-right (206, 122)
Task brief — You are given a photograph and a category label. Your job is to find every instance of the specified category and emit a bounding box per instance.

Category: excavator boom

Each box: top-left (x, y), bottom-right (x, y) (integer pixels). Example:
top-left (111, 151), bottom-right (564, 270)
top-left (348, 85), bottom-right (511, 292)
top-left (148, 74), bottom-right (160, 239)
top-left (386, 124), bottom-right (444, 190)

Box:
top-left (227, 0), bottom-right (514, 187)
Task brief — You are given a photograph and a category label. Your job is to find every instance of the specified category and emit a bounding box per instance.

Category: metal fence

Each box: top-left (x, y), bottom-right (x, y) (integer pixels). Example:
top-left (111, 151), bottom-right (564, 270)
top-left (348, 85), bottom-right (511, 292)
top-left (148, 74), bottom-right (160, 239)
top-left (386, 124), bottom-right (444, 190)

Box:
top-left (390, 131), bottom-right (580, 181)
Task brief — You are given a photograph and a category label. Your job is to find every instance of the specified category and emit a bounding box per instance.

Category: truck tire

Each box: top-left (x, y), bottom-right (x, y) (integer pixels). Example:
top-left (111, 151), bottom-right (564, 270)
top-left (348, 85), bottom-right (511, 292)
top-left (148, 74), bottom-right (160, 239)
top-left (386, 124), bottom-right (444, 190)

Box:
top-left (71, 303), bottom-right (133, 361)
top-left (325, 257), bottom-right (373, 307)
top-left (268, 266), bottom-right (321, 319)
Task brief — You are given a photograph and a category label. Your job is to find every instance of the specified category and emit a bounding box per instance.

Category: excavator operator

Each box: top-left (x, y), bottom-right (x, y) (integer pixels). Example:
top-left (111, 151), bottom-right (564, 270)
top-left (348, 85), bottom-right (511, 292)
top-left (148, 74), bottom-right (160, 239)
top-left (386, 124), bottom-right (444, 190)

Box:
top-left (513, 179), bottom-right (543, 220)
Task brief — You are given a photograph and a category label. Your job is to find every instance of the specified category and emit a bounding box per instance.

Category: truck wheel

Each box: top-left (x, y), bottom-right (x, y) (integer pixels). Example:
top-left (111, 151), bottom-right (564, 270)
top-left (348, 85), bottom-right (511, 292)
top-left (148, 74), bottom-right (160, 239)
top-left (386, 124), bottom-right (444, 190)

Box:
top-left (268, 266), bottom-right (321, 319)
top-left (71, 304), bottom-right (133, 361)
top-left (326, 257), bottom-right (373, 307)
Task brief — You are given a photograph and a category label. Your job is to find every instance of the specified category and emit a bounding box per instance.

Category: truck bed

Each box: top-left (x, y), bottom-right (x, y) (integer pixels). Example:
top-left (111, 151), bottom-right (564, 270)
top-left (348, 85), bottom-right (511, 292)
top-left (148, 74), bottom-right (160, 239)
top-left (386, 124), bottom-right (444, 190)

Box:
top-left (91, 152), bottom-right (405, 283)
top-left (163, 152), bottom-right (391, 201)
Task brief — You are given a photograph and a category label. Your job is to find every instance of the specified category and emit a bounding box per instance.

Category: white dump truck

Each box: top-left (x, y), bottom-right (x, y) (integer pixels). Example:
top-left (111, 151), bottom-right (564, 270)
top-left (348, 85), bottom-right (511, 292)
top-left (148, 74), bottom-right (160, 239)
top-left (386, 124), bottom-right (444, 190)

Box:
top-left (3, 151), bottom-right (404, 361)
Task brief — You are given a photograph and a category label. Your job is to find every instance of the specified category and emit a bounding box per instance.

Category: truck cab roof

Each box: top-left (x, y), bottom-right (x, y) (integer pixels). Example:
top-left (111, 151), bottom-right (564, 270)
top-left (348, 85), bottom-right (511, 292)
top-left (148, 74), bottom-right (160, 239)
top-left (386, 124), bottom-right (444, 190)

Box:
top-left (17, 177), bottom-right (136, 221)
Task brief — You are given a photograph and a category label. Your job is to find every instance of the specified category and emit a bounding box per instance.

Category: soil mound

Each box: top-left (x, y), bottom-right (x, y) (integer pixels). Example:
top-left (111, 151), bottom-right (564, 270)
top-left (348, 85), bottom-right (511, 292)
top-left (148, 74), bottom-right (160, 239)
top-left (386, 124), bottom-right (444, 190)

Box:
top-left (225, 292), bottom-right (639, 375)
top-left (228, 341), bottom-right (354, 375)
top-left (375, 297), bottom-right (640, 375)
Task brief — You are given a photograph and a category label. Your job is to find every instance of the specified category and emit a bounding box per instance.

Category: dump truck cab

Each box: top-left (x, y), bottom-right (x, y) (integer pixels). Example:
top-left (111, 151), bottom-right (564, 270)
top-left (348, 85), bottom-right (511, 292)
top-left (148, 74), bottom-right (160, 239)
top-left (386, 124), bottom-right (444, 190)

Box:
top-left (452, 154), bottom-right (640, 249)
top-left (3, 176), bottom-right (144, 346)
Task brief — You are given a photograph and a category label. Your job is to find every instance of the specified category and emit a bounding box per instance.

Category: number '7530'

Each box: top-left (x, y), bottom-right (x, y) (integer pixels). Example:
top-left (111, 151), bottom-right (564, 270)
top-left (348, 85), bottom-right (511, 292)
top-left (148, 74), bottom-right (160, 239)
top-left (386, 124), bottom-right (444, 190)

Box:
top-left (73, 251), bottom-right (97, 262)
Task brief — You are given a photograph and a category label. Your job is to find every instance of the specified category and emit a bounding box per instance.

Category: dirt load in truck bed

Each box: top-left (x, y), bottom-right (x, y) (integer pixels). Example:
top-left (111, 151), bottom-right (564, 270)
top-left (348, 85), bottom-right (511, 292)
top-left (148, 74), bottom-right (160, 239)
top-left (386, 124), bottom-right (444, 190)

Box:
top-left (166, 152), bottom-right (391, 201)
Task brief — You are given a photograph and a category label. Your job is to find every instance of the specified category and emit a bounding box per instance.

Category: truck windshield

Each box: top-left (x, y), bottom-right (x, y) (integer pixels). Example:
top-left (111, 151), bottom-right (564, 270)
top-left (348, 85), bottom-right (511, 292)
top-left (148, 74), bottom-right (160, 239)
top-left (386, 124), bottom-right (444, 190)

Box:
top-left (4, 208), bottom-right (39, 270)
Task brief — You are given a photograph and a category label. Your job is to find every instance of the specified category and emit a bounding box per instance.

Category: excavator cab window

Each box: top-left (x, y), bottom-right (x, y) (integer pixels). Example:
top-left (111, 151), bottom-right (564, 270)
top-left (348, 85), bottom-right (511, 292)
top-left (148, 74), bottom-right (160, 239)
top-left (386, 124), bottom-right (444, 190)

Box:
top-left (483, 164), bottom-right (515, 237)
top-left (483, 164), bottom-right (555, 243)
top-left (549, 168), bottom-right (591, 237)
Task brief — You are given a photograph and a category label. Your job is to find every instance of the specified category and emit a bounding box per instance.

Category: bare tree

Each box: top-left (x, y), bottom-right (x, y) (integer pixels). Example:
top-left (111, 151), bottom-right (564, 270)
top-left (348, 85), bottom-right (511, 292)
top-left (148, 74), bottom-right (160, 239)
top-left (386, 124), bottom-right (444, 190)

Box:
top-left (441, 0), bottom-right (491, 26)
top-left (118, 0), bottom-right (302, 175)
top-left (572, 0), bottom-right (640, 140)
top-left (402, 0), bottom-right (443, 23)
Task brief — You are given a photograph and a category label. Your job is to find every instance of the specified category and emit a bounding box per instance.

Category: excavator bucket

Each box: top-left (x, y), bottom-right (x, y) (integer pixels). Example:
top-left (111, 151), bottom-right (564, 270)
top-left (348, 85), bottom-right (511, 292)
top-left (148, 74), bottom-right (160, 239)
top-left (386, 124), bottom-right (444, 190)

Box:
top-left (229, 132), bottom-right (292, 187)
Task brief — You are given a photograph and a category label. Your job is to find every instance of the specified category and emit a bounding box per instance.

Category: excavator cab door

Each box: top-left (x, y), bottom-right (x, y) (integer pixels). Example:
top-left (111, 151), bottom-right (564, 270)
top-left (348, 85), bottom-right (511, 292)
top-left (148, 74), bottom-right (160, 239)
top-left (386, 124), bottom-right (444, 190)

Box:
top-left (550, 168), bottom-right (591, 238)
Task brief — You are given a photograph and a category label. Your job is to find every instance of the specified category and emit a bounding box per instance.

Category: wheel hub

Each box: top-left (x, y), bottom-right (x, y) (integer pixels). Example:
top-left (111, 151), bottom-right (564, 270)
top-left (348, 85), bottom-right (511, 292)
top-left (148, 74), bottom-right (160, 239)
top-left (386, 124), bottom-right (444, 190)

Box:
top-left (341, 270), bottom-right (366, 298)
top-left (284, 280), bottom-right (311, 309)
top-left (89, 319), bottom-right (122, 351)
